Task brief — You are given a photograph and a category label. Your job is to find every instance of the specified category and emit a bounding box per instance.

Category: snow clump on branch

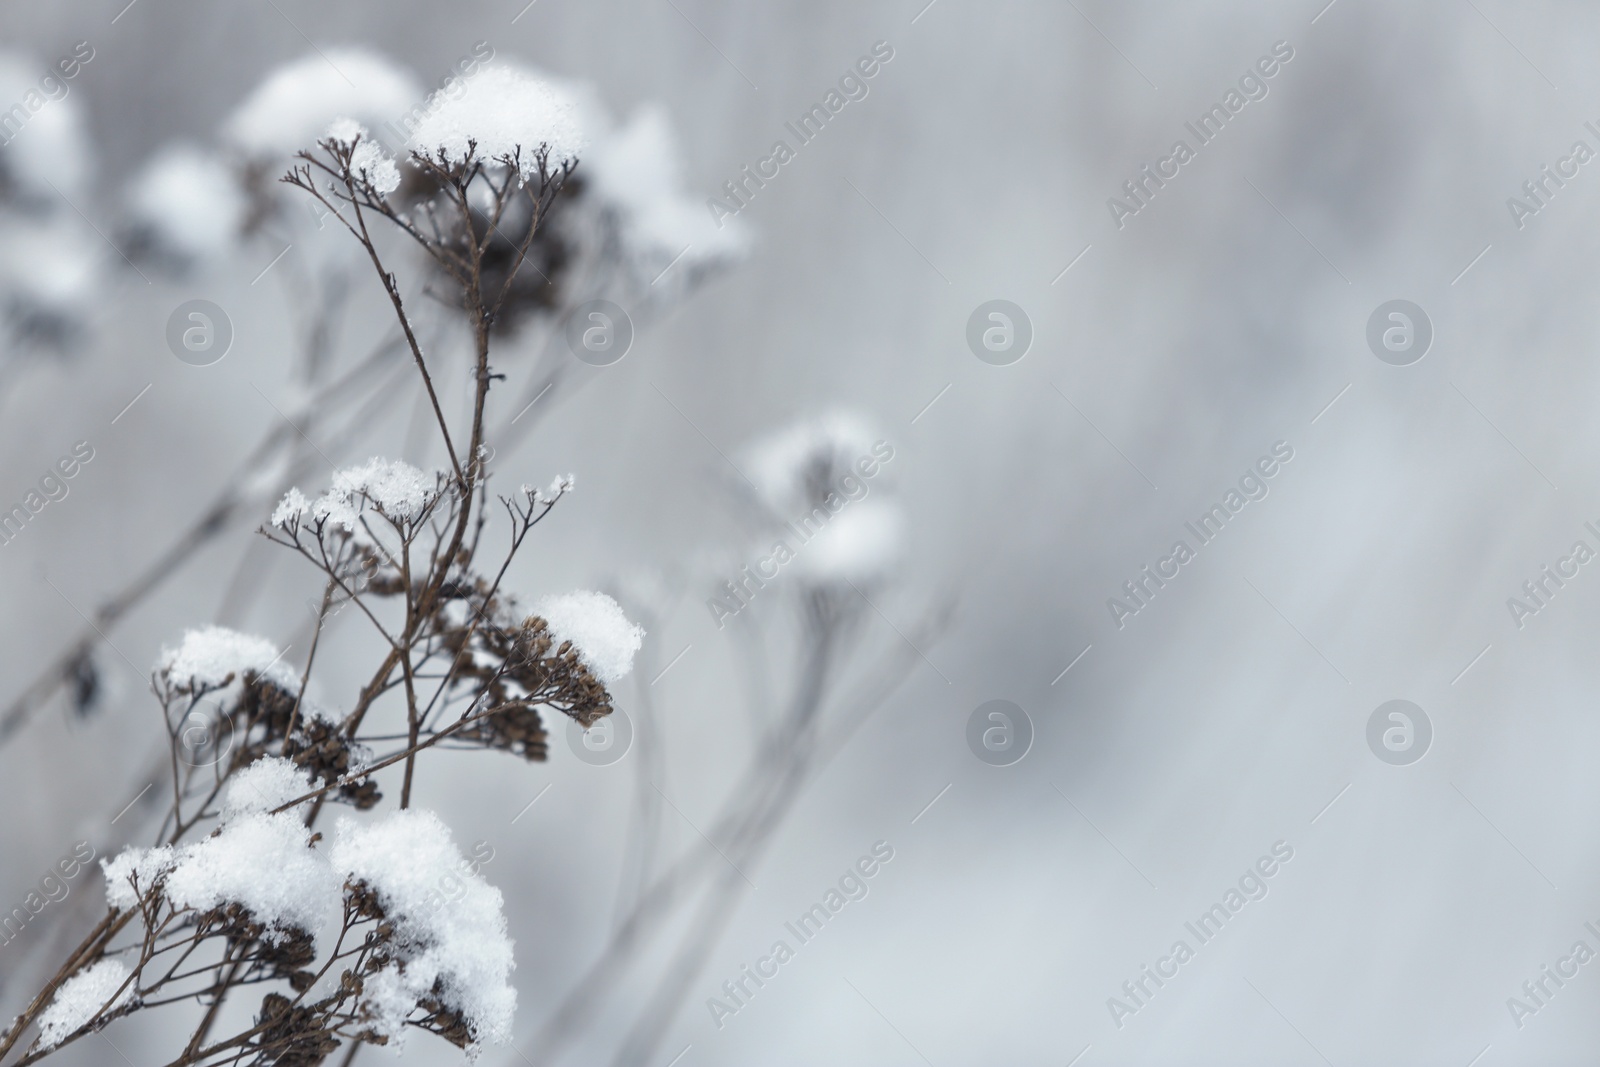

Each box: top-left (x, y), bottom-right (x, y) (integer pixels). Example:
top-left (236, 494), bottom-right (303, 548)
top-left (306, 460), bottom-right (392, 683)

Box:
top-left (98, 774), bottom-right (521, 1052)
top-left (330, 808), bottom-right (517, 1052)
top-left (532, 591), bottom-right (644, 685)
top-left (273, 457), bottom-right (440, 532)
top-left (324, 119), bottom-right (401, 195)
top-left (409, 64), bottom-right (587, 178)
top-left (102, 758), bottom-right (340, 948)
top-left (157, 625), bottom-right (291, 692)
top-left (36, 960), bottom-right (132, 1050)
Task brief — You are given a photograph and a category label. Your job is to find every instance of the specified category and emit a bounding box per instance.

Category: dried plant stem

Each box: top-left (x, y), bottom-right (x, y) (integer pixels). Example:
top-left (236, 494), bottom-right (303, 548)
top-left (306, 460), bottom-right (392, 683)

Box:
top-left (4, 138), bottom-right (584, 1067)
top-left (0, 337), bottom-right (409, 749)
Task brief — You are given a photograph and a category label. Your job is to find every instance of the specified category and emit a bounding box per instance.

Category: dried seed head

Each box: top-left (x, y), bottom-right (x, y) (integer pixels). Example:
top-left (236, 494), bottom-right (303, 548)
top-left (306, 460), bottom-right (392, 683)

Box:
top-left (253, 992), bottom-right (339, 1067)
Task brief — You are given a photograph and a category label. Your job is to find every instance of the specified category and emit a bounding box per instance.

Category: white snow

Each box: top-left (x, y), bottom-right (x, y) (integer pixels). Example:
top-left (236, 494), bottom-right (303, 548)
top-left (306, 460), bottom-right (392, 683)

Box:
top-left (96, 780), bottom-right (519, 1053)
top-left (740, 413), bottom-right (903, 582)
top-left (104, 759), bottom-right (337, 946)
top-left (100, 819), bottom-right (337, 953)
top-left (325, 117), bottom-right (364, 144)
top-left (159, 760), bottom-right (331, 942)
top-left (793, 499), bottom-right (905, 583)
top-left (409, 64), bottom-right (586, 179)
top-left (350, 141), bottom-right (400, 195)
top-left (101, 846), bottom-right (177, 910)
top-left (0, 216), bottom-right (96, 312)
top-left (745, 411), bottom-right (879, 514)
top-left (223, 755), bottom-right (313, 819)
top-left (587, 104), bottom-right (747, 277)
top-left (522, 472), bottom-right (575, 506)
top-left (326, 120), bottom-right (400, 195)
top-left (0, 52), bottom-right (98, 346)
top-left (223, 50), bottom-right (422, 161)
top-left (320, 457), bottom-right (436, 528)
top-left (104, 760), bottom-right (335, 941)
top-left (126, 144), bottom-right (245, 261)
top-left (329, 809), bottom-right (516, 1051)
top-left (359, 963), bottom-right (422, 1049)
top-left (36, 959), bottom-right (132, 1050)
top-left (161, 809), bottom-right (340, 946)
top-left (533, 591), bottom-right (644, 685)
top-left (271, 487), bottom-right (309, 528)
top-left (0, 50), bottom-right (92, 199)
top-left (158, 626), bottom-right (287, 690)
top-left (279, 457), bottom-right (438, 532)
top-left (101, 760), bottom-right (320, 917)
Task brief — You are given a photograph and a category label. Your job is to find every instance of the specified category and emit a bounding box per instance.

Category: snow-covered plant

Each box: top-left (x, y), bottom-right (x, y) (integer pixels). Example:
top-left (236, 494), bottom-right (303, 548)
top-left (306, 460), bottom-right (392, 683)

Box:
top-left (0, 47), bottom-right (741, 748)
top-left (0, 76), bottom-right (648, 1067)
top-left (581, 102), bottom-right (749, 303)
top-left (515, 411), bottom-right (937, 1066)
top-left (123, 144), bottom-right (247, 271)
top-left (0, 49), bottom-right (100, 360)
top-left (0, 47), bottom-right (935, 1067)
top-left (741, 410), bottom-right (905, 586)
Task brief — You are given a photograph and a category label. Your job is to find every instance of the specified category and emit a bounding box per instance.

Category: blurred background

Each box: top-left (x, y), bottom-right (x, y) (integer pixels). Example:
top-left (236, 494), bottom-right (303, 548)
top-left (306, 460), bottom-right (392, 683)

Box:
top-left (2, 1), bottom-right (1600, 1064)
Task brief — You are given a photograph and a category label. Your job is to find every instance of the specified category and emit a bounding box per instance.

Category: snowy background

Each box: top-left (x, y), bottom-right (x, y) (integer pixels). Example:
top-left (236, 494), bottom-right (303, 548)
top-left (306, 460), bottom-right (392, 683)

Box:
top-left (3, 0), bottom-right (1600, 1064)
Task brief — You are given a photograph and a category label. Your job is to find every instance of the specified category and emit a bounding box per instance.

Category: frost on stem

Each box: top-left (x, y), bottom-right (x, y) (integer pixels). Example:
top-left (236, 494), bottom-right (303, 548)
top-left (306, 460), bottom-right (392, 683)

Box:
top-left (519, 472), bottom-right (575, 506)
top-left (271, 487), bottom-right (310, 529)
